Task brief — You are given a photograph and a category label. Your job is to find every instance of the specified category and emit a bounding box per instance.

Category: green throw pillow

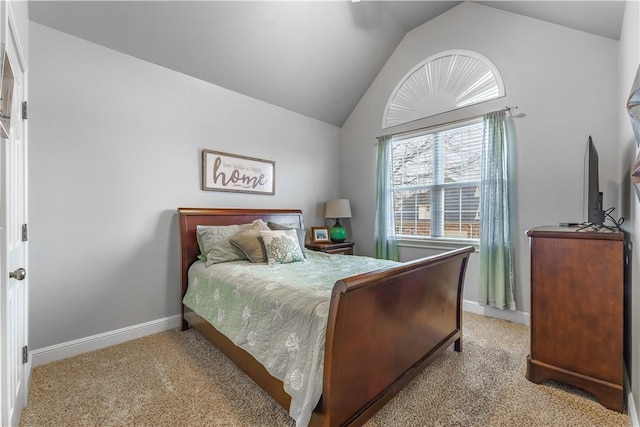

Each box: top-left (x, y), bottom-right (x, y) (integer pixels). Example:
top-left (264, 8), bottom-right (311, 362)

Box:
top-left (259, 229), bottom-right (305, 265)
top-left (267, 221), bottom-right (306, 257)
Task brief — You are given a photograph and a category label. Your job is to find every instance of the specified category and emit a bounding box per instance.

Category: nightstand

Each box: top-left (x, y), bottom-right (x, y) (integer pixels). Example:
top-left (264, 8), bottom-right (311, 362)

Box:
top-left (305, 241), bottom-right (354, 255)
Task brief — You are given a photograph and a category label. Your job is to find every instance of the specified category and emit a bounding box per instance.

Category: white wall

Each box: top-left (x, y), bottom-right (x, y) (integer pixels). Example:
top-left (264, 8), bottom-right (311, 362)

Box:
top-left (28, 22), bottom-right (341, 350)
top-left (617, 0), bottom-right (640, 421)
top-left (339, 2), bottom-right (619, 313)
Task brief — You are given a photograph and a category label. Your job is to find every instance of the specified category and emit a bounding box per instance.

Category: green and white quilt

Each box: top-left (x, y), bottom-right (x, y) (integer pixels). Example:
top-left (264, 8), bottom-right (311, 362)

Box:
top-left (182, 249), bottom-right (398, 427)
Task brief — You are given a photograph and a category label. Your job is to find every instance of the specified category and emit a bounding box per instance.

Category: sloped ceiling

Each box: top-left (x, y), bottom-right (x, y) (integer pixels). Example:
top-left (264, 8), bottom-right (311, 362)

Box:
top-left (28, 1), bottom-right (626, 127)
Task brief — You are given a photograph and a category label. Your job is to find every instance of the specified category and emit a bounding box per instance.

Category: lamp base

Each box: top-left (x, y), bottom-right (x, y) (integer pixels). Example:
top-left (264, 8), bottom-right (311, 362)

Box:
top-left (330, 219), bottom-right (346, 243)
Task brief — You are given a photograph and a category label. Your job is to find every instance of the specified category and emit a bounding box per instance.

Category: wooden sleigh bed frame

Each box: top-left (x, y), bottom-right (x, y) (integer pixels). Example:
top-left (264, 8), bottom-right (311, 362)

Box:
top-left (178, 208), bottom-right (474, 427)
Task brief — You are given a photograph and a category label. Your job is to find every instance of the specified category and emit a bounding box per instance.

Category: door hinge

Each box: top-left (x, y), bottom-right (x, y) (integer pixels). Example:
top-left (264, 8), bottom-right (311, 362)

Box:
top-left (21, 224), bottom-right (27, 242)
top-left (22, 101), bottom-right (27, 120)
top-left (22, 346), bottom-right (28, 364)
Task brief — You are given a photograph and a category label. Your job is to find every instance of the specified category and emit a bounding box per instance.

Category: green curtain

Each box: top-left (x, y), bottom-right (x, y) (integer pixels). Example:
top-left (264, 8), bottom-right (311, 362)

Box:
top-left (374, 135), bottom-right (399, 261)
top-left (479, 110), bottom-right (516, 310)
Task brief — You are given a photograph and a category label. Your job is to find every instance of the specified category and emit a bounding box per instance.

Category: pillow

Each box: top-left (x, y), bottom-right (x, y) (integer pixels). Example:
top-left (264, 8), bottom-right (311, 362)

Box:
top-left (259, 229), bottom-right (305, 265)
top-left (229, 221), bottom-right (271, 263)
top-left (197, 219), bottom-right (267, 265)
top-left (267, 221), bottom-right (306, 254)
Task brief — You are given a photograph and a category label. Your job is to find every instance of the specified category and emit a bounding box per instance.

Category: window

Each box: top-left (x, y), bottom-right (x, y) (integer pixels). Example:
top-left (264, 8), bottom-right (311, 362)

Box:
top-left (383, 50), bottom-right (505, 129)
top-left (391, 118), bottom-right (482, 241)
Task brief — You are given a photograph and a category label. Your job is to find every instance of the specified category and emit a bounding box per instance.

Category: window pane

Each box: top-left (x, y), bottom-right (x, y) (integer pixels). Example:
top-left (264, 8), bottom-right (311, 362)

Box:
top-left (443, 184), bottom-right (480, 239)
top-left (443, 124), bottom-right (482, 184)
top-left (392, 136), bottom-right (434, 187)
top-left (393, 190), bottom-right (431, 237)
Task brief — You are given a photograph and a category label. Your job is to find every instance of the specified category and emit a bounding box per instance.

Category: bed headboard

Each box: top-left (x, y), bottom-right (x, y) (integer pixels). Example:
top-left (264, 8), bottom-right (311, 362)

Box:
top-left (177, 208), bottom-right (305, 299)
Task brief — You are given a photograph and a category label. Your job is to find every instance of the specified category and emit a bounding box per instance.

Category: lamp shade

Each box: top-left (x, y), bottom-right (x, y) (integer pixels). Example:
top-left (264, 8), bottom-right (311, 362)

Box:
top-left (325, 199), bottom-right (352, 219)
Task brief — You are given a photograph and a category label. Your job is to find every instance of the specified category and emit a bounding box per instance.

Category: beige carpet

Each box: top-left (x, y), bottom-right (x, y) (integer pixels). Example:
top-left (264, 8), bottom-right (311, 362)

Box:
top-left (20, 313), bottom-right (629, 427)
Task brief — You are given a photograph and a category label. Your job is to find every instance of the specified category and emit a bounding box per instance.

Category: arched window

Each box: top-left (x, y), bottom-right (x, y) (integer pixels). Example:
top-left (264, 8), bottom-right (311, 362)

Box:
top-left (383, 50), bottom-right (505, 129)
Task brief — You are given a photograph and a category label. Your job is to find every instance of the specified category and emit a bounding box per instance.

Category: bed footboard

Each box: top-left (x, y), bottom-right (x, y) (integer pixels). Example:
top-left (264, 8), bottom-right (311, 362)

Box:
top-left (319, 246), bottom-right (474, 427)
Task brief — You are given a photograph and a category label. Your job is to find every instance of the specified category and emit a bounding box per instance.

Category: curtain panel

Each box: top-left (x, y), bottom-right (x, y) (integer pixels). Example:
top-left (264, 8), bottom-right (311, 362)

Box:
top-left (374, 135), bottom-right (399, 261)
top-left (479, 110), bottom-right (516, 310)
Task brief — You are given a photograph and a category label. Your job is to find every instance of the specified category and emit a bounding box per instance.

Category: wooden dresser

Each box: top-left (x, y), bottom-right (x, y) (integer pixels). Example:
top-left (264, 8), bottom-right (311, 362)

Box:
top-left (525, 226), bottom-right (624, 412)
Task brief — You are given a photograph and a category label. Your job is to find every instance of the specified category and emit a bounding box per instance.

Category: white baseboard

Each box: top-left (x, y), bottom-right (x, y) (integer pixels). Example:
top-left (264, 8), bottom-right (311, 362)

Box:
top-left (629, 390), bottom-right (638, 426)
top-left (625, 364), bottom-right (637, 426)
top-left (31, 315), bottom-right (182, 367)
top-left (31, 304), bottom-right (527, 367)
top-left (463, 300), bottom-right (530, 325)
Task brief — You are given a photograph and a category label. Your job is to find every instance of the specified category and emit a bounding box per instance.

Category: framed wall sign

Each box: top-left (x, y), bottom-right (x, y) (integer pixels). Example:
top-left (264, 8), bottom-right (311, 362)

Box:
top-left (202, 149), bottom-right (275, 195)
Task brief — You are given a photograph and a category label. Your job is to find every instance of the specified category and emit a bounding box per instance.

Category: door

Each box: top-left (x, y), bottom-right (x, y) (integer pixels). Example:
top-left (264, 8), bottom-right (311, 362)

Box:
top-left (0, 14), bottom-right (28, 427)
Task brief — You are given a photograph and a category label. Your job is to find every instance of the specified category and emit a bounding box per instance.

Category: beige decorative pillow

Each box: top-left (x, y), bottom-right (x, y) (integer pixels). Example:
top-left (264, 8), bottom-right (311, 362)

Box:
top-left (229, 221), bottom-right (271, 263)
top-left (259, 229), bottom-right (305, 265)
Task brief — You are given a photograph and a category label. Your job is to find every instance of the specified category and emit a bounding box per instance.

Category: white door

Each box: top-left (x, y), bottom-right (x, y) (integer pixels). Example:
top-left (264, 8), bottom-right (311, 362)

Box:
top-left (0, 14), bottom-right (28, 427)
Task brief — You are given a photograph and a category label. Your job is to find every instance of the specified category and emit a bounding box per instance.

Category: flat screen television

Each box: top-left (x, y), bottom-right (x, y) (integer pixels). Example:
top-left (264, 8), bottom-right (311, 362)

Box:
top-left (584, 136), bottom-right (605, 226)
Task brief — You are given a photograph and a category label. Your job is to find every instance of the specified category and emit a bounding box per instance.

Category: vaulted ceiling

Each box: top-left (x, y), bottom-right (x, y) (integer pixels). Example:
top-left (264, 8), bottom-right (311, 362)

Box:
top-left (28, 1), bottom-right (626, 127)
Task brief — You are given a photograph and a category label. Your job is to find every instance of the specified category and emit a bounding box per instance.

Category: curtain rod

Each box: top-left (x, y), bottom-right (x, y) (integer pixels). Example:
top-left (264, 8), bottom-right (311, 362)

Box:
top-left (377, 105), bottom-right (518, 141)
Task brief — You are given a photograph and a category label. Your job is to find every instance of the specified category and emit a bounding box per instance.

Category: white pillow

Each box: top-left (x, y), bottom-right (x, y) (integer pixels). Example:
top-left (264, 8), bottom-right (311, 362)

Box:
top-left (259, 229), bottom-right (305, 265)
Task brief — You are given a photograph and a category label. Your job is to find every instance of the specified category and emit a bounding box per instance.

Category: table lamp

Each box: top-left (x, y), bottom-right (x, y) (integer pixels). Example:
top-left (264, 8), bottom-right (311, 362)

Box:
top-left (325, 199), bottom-right (352, 243)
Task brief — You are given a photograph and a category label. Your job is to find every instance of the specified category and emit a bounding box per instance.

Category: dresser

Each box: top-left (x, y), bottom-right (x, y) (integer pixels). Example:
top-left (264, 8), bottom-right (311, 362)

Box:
top-left (525, 226), bottom-right (624, 412)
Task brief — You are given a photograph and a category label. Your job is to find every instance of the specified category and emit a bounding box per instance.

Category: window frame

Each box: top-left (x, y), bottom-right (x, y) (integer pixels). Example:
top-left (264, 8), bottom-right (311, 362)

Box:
top-left (390, 117), bottom-right (483, 247)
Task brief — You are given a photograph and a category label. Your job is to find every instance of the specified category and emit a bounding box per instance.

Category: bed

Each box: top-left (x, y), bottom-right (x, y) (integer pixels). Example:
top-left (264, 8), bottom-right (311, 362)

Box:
top-left (178, 207), bottom-right (474, 427)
